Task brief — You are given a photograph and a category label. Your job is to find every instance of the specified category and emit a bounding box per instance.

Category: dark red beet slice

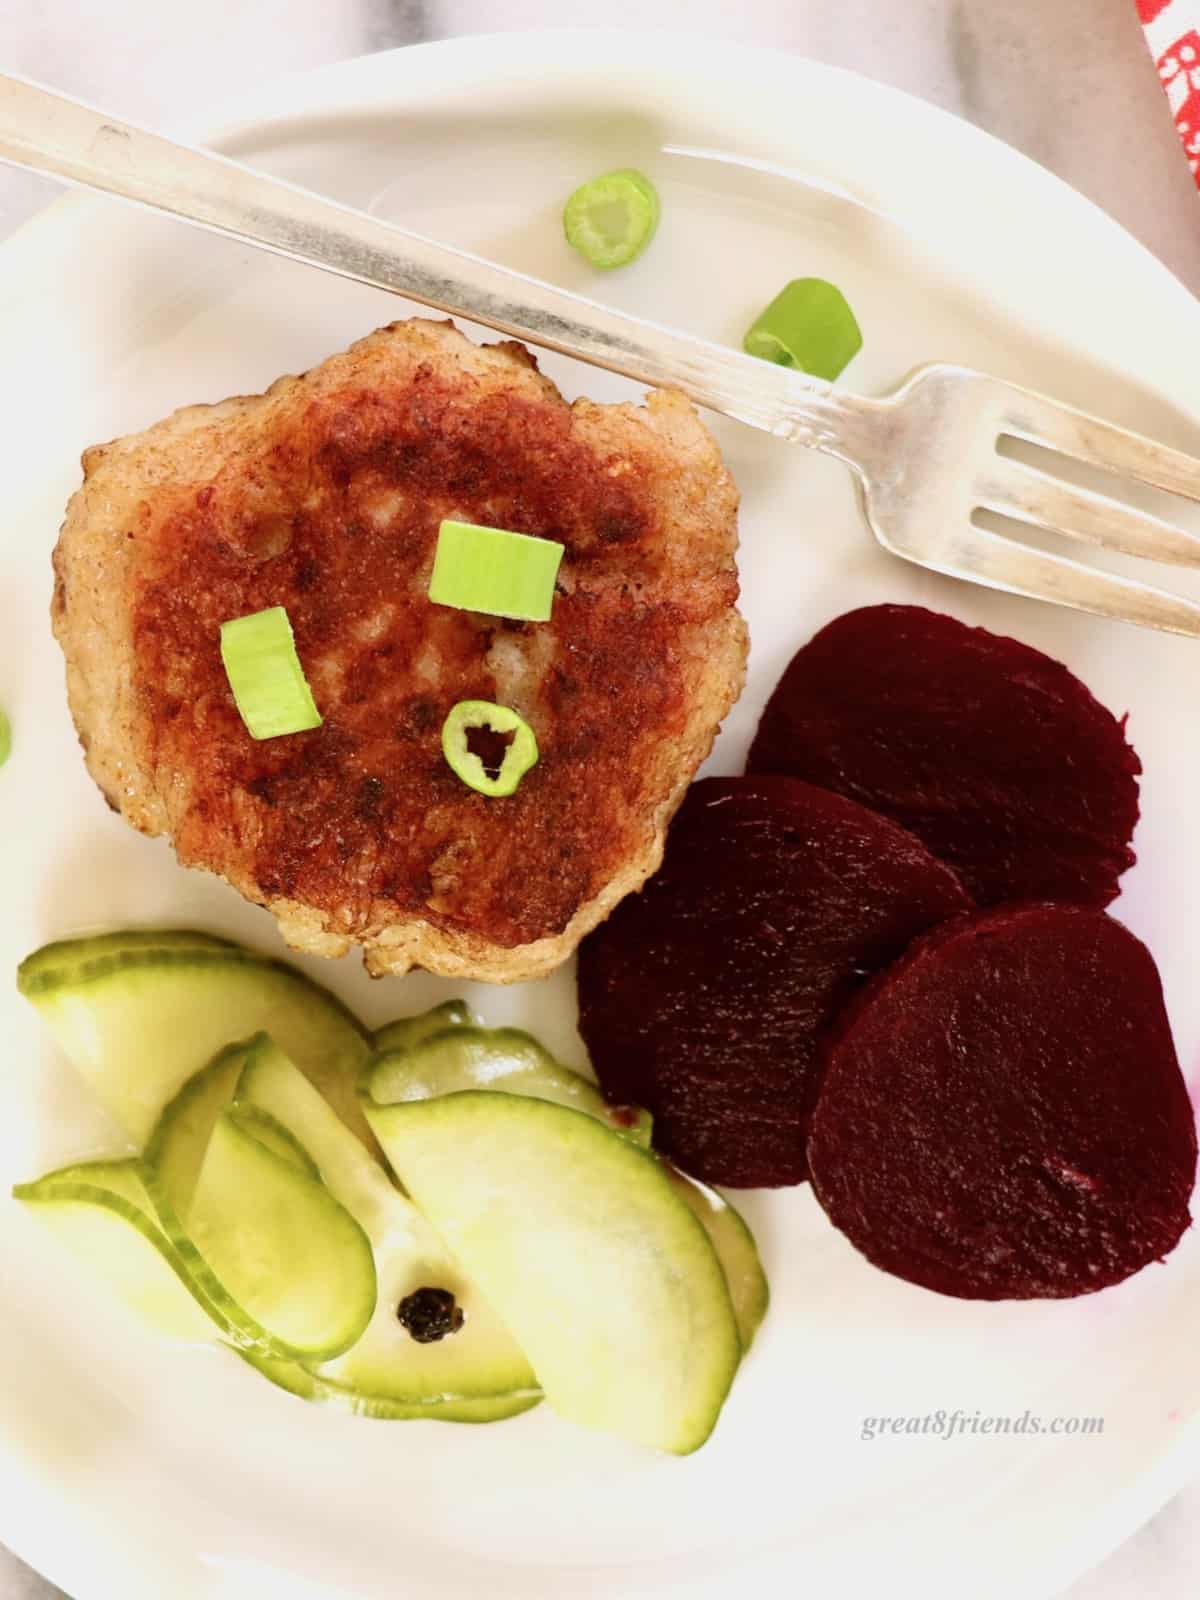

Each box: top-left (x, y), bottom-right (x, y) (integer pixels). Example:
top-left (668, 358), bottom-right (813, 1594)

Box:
top-left (576, 776), bottom-right (971, 1187)
top-left (746, 604), bottom-right (1141, 907)
top-left (808, 905), bottom-right (1196, 1299)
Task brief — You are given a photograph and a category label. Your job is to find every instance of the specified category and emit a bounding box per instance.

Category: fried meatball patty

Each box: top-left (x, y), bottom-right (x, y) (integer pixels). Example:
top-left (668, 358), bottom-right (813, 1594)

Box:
top-left (53, 319), bottom-right (747, 981)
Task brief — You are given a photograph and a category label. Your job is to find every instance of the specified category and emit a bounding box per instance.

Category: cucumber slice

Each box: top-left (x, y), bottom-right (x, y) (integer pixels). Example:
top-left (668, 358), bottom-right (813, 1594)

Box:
top-left (365, 1026), bottom-right (652, 1147)
top-left (236, 1038), bottom-right (537, 1403)
top-left (18, 938), bottom-right (373, 1151)
top-left (13, 1159), bottom-right (233, 1343)
top-left (17, 1143), bottom-right (376, 1363)
top-left (365, 1093), bottom-right (741, 1454)
top-left (18, 1157), bottom-right (157, 1213)
top-left (186, 1112), bottom-right (376, 1361)
top-left (237, 1351), bottom-right (541, 1423)
top-left (16, 929), bottom-right (235, 992)
top-left (227, 1101), bottom-right (319, 1177)
top-left (146, 1037), bottom-right (320, 1218)
top-left (145, 1038), bottom-right (258, 1217)
top-left (372, 1000), bottom-right (475, 1055)
top-left (667, 1169), bottom-right (769, 1352)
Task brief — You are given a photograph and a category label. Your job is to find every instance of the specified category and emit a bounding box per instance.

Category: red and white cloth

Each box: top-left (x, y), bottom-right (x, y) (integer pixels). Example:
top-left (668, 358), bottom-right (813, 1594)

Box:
top-left (1139, 0), bottom-right (1200, 183)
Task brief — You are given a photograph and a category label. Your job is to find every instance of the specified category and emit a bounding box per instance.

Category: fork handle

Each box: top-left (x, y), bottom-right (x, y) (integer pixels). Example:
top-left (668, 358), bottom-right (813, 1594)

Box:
top-left (0, 71), bottom-right (876, 453)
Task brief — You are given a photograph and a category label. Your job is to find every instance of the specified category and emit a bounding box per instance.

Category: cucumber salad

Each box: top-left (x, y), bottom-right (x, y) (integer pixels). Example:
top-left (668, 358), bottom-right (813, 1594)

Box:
top-left (14, 930), bottom-right (767, 1454)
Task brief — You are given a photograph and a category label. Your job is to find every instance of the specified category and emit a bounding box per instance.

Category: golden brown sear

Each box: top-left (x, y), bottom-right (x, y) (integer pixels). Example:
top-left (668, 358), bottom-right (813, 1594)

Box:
top-left (53, 319), bottom-right (747, 981)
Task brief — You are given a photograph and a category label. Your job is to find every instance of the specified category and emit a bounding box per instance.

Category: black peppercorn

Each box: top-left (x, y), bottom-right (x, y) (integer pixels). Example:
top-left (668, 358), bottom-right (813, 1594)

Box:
top-left (396, 1286), bottom-right (465, 1343)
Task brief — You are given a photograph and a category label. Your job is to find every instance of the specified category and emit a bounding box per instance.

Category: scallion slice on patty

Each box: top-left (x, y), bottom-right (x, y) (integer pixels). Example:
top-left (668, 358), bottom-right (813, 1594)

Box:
top-left (442, 701), bottom-right (538, 797)
top-left (429, 520), bottom-right (563, 623)
top-left (219, 606), bottom-right (322, 741)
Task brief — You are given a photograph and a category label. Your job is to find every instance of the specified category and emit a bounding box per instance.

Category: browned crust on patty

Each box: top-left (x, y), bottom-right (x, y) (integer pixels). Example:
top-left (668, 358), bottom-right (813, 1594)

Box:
top-left (53, 319), bottom-right (747, 981)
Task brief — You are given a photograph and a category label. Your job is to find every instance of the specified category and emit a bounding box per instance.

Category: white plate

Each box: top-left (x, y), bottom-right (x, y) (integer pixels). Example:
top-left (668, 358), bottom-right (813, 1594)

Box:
top-left (3, 29), bottom-right (1200, 1600)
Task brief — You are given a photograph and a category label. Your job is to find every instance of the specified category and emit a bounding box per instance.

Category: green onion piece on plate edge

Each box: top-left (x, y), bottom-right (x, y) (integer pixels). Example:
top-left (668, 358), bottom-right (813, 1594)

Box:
top-left (743, 278), bottom-right (862, 381)
top-left (563, 169), bottom-right (660, 270)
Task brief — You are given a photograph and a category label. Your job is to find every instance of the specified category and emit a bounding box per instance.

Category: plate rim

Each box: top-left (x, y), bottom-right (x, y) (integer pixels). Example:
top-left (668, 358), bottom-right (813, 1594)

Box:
top-left (1, 28), bottom-right (1199, 1600)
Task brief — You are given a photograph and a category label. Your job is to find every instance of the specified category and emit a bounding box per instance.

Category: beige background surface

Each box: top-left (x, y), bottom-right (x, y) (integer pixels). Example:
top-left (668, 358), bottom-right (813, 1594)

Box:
top-left (1, 1), bottom-right (1197, 1595)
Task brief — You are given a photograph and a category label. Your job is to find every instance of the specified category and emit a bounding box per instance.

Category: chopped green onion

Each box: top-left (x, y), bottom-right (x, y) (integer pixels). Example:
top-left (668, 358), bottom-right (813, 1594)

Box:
top-left (442, 701), bottom-right (538, 798)
top-left (743, 278), bottom-right (863, 381)
top-left (563, 168), bottom-right (660, 270)
top-left (429, 520), bottom-right (563, 623)
top-left (219, 606), bottom-right (323, 741)
top-left (0, 707), bottom-right (10, 768)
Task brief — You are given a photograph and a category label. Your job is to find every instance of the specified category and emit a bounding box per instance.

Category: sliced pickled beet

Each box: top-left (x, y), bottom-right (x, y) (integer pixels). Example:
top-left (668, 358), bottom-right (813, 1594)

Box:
top-left (746, 605), bottom-right (1141, 908)
top-left (808, 904), bottom-right (1197, 1299)
top-left (576, 776), bottom-right (971, 1187)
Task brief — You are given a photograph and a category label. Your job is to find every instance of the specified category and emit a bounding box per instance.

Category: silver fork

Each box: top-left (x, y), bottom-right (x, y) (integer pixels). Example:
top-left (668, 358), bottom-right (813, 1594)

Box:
top-left (5, 72), bottom-right (1200, 636)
